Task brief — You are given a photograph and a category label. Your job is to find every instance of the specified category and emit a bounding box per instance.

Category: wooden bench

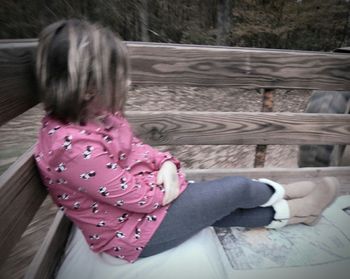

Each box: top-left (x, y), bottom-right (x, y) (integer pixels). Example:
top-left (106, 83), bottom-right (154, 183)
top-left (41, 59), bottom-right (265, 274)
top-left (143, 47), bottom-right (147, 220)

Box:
top-left (1, 39), bottom-right (350, 279)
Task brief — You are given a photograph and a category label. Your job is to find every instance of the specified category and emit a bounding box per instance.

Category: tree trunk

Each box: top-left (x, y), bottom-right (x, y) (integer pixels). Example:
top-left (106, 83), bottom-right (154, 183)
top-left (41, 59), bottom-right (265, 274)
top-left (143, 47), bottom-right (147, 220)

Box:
top-left (216, 0), bottom-right (232, 45)
top-left (344, 2), bottom-right (350, 46)
top-left (140, 0), bottom-right (150, 42)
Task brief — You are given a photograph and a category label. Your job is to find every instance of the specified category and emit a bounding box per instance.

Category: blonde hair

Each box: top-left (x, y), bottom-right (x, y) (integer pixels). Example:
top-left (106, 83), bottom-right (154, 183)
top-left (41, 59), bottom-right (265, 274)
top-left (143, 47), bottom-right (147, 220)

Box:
top-left (36, 19), bottom-right (129, 123)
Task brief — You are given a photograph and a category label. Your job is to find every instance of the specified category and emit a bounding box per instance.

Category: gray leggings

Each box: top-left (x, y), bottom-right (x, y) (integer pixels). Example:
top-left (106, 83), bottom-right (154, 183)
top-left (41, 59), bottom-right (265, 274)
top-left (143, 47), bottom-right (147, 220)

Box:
top-left (140, 176), bottom-right (275, 258)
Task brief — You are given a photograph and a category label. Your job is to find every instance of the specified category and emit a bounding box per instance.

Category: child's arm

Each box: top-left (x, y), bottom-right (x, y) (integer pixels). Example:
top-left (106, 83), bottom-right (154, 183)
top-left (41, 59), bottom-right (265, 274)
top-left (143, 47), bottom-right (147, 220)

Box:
top-left (131, 136), bottom-right (182, 204)
top-left (157, 161), bottom-right (180, 205)
top-left (55, 140), bottom-right (165, 213)
top-left (132, 136), bottom-right (181, 171)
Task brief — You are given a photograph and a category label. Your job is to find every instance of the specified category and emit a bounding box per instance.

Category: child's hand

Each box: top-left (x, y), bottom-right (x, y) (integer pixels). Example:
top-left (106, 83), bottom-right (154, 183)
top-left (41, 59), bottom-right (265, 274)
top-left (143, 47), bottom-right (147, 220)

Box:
top-left (157, 161), bottom-right (180, 205)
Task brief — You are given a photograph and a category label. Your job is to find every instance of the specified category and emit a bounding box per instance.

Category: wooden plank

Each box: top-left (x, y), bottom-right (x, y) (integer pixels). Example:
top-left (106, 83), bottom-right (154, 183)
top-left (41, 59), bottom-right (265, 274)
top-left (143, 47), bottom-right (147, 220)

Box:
top-left (0, 41), bottom-right (38, 126)
top-left (24, 211), bottom-right (72, 279)
top-left (0, 197), bottom-right (58, 279)
top-left (185, 166), bottom-right (350, 195)
top-left (0, 145), bottom-right (47, 266)
top-left (127, 42), bottom-right (350, 90)
top-left (126, 111), bottom-right (350, 145)
top-left (0, 104), bottom-right (43, 175)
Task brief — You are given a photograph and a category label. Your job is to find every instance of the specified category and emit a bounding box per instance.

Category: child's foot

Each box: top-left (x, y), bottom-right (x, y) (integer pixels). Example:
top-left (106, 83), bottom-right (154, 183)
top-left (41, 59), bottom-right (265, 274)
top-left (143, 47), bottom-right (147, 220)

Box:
top-left (286, 216), bottom-right (319, 226)
top-left (287, 177), bottom-right (339, 226)
top-left (283, 180), bottom-right (315, 200)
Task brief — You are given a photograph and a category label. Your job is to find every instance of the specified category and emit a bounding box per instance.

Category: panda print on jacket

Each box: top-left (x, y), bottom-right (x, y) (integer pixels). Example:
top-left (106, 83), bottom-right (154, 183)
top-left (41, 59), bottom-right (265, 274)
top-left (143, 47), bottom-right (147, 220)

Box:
top-left (80, 171), bottom-right (96, 180)
top-left (83, 146), bottom-right (94, 159)
top-left (34, 112), bottom-right (188, 263)
top-left (63, 135), bottom-right (72, 150)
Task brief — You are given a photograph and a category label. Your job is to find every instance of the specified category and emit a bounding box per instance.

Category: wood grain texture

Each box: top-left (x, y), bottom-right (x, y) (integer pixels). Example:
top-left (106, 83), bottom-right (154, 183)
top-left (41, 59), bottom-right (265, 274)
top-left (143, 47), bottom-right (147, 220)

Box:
top-left (0, 104), bottom-right (43, 175)
top-left (24, 211), bottom-right (72, 279)
top-left (0, 41), bottom-right (39, 126)
top-left (185, 166), bottom-right (350, 194)
top-left (126, 111), bottom-right (350, 145)
top-left (0, 197), bottom-right (57, 279)
top-left (0, 145), bottom-right (47, 266)
top-left (127, 42), bottom-right (350, 90)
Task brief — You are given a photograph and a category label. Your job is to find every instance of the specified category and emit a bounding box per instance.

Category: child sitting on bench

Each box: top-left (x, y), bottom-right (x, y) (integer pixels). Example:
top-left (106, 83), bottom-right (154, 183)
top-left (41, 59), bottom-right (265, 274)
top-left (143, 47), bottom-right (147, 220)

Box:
top-left (34, 19), bottom-right (339, 263)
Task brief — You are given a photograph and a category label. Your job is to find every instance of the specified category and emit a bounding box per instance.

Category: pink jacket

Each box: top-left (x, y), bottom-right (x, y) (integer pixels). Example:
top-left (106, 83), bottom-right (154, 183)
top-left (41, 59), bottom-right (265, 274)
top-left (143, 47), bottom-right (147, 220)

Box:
top-left (34, 112), bottom-right (188, 262)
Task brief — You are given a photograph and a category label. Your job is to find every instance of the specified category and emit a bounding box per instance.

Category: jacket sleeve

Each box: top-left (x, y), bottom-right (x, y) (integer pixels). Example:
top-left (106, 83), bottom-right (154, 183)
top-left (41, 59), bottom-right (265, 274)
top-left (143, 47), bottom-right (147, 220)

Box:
top-left (56, 140), bottom-right (165, 213)
top-left (132, 136), bottom-right (181, 170)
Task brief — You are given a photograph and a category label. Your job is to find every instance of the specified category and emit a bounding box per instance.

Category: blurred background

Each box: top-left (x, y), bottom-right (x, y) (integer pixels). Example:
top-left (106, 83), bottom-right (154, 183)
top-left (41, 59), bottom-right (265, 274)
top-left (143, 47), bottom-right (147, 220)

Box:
top-left (1, 0), bottom-right (350, 51)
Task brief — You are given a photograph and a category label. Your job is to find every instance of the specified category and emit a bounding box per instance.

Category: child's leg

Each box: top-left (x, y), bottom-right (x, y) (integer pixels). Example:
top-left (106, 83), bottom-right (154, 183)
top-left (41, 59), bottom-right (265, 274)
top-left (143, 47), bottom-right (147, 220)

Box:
top-left (140, 176), bottom-right (277, 258)
top-left (212, 207), bottom-right (275, 228)
top-left (140, 176), bottom-right (339, 258)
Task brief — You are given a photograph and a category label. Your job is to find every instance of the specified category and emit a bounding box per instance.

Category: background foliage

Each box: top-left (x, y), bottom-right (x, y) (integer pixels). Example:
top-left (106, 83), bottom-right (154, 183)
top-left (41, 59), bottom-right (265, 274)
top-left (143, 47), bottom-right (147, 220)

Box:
top-left (0, 0), bottom-right (349, 51)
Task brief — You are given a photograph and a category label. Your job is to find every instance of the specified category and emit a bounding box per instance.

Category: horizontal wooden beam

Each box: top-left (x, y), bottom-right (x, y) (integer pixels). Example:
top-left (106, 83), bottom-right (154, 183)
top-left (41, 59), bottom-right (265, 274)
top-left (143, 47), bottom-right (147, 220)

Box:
top-left (127, 42), bottom-right (350, 90)
top-left (126, 111), bottom-right (350, 145)
top-left (185, 166), bottom-right (350, 195)
top-left (0, 145), bottom-right (47, 266)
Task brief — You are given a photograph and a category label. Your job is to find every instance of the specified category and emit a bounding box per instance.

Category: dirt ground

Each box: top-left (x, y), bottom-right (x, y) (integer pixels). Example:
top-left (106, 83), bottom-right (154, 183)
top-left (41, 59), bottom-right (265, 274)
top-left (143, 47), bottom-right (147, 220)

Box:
top-left (0, 86), bottom-right (315, 278)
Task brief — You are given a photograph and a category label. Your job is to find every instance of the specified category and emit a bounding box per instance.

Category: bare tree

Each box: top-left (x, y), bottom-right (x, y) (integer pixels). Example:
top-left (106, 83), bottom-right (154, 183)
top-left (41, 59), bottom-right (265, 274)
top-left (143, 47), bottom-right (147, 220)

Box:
top-left (216, 0), bottom-right (232, 45)
top-left (139, 0), bottom-right (150, 41)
